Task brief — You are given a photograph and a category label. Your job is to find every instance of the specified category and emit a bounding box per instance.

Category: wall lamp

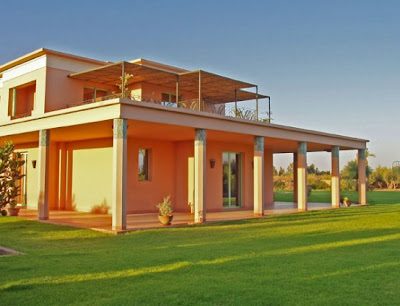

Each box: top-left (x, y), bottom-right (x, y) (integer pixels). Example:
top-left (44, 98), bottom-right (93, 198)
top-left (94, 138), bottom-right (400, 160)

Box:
top-left (210, 159), bottom-right (216, 169)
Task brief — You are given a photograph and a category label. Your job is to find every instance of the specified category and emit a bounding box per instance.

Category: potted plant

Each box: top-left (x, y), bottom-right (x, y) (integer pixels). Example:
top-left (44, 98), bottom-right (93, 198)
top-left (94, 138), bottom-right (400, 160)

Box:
top-left (156, 195), bottom-right (173, 226)
top-left (0, 141), bottom-right (25, 216)
top-left (343, 197), bottom-right (353, 207)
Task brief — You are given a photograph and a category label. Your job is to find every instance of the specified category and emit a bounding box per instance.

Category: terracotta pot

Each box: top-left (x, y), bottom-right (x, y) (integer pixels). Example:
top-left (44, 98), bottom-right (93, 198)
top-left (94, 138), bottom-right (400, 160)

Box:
top-left (8, 207), bottom-right (20, 216)
top-left (158, 215), bottom-right (173, 226)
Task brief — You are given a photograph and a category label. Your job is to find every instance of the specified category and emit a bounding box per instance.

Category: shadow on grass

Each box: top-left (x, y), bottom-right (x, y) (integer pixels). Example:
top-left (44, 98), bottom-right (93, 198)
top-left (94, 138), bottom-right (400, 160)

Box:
top-left (2, 229), bottom-right (400, 293)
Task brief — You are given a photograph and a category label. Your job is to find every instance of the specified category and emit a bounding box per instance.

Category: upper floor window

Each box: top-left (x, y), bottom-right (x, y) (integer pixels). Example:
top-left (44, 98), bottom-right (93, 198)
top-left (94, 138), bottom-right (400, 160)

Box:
top-left (161, 92), bottom-right (182, 107)
top-left (83, 87), bottom-right (109, 103)
top-left (138, 148), bottom-right (150, 181)
top-left (8, 81), bottom-right (36, 119)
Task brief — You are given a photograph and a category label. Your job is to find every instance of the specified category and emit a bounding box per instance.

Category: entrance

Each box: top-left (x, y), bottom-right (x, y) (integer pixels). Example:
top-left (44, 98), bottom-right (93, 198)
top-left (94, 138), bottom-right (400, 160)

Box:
top-left (222, 152), bottom-right (242, 208)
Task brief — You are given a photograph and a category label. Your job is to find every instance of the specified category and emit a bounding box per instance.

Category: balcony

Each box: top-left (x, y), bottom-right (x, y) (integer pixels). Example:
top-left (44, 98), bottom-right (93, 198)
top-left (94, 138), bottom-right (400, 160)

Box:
top-left (68, 93), bottom-right (271, 123)
top-left (68, 61), bottom-right (271, 123)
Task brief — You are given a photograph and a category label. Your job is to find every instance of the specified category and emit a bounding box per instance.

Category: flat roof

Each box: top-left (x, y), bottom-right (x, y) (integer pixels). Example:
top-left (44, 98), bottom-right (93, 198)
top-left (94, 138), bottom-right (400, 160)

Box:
top-left (0, 48), bottom-right (109, 75)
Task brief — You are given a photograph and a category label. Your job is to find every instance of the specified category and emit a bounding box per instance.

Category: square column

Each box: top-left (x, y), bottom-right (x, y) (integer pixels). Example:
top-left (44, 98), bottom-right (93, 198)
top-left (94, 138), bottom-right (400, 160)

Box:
top-left (112, 119), bottom-right (127, 231)
top-left (264, 148), bottom-right (274, 208)
top-left (58, 143), bottom-right (67, 210)
top-left (297, 142), bottom-right (307, 211)
top-left (331, 146), bottom-right (340, 208)
top-left (194, 129), bottom-right (206, 223)
top-left (293, 152), bottom-right (298, 203)
top-left (358, 149), bottom-right (367, 205)
top-left (254, 136), bottom-right (264, 216)
top-left (38, 130), bottom-right (50, 220)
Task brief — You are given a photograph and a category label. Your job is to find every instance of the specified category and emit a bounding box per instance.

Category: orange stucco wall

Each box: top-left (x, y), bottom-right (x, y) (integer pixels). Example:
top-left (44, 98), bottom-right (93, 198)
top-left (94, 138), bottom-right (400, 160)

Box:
top-left (45, 67), bottom-right (118, 112)
top-left (15, 83), bottom-right (35, 116)
top-left (127, 138), bottom-right (177, 213)
top-left (19, 133), bottom-right (273, 214)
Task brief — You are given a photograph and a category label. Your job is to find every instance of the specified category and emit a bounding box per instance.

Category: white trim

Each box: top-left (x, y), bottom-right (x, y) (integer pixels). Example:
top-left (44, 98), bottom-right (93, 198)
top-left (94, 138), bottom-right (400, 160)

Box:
top-left (47, 55), bottom-right (104, 73)
top-left (2, 55), bottom-right (47, 82)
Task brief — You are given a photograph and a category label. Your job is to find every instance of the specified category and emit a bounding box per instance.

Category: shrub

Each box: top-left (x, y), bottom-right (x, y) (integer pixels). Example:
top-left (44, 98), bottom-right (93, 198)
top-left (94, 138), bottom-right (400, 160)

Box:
top-left (0, 141), bottom-right (25, 210)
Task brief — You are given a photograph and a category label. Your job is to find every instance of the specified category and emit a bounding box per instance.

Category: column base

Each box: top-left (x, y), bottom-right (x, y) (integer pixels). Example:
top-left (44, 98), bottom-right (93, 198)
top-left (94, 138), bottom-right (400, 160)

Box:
top-left (38, 216), bottom-right (49, 221)
top-left (112, 226), bottom-right (126, 231)
top-left (254, 213), bottom-right (264, 217)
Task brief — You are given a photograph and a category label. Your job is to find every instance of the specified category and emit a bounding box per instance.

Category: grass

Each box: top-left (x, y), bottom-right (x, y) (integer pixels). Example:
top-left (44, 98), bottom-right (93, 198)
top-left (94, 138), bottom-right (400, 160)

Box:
top-left (0, 203), bottom-right (400, 305)
top-left (275, 190), bottom-right (400, 205)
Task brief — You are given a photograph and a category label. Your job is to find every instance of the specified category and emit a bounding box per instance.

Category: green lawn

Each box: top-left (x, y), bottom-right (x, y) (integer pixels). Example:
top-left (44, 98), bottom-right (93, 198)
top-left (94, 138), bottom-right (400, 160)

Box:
top-left (275, 190), bottom-right (400, 205)
top-left (1, 203), bottom-right (400, 305)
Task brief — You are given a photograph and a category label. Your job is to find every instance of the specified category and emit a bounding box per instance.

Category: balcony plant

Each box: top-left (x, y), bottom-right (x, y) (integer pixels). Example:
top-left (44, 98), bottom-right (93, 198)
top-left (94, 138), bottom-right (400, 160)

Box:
top-left (0, 141), bottom-right (25, 216)
top-left (156, 195), bottom-right (173, 226)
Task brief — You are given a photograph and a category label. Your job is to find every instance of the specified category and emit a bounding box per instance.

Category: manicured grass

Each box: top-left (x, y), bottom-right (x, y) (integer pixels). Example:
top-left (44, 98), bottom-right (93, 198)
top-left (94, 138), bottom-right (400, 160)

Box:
top-left (275, 190), bottom-right (400, 205)
top-left (1, 204), bottom-right (400, 305)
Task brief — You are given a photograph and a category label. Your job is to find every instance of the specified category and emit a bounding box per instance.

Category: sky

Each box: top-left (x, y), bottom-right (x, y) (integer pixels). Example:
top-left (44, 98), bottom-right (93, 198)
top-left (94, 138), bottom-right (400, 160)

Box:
top-left (1, 0), bottom-right (399, 171)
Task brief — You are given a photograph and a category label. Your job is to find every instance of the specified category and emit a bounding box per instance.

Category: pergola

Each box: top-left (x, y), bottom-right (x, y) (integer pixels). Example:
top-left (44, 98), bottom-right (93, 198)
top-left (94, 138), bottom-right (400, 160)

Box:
top-left (69, 61), bottom-right (271, 120)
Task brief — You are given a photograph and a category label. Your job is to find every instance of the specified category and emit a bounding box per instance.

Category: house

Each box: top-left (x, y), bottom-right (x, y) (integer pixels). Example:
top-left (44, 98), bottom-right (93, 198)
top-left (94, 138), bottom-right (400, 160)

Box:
top-left (0, 48), bottom-right (368, 232)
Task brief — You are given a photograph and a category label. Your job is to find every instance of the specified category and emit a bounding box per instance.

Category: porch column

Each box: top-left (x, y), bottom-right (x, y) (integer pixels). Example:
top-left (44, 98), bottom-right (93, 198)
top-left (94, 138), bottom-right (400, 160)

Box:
top-left (331, 146), bottom-right (340, 208)
top-left (254, 136), bottom-right (264, 216)
top-left (58, 143), bottom-right (67, 210)
top-left (264, 148), bottom-right (274, 208)
top-left (297, 142), bottom-right (307, 211)
top-left (112, 119), bottom-right (127, 231)
top-left (358, 149), bottom-right (367, 205)
top-left (293, 152), bottom-right (298, 203)
top-left (194, 129), bottom-right (206, 223)
top-left (38, 130), bottom-right (50, 220)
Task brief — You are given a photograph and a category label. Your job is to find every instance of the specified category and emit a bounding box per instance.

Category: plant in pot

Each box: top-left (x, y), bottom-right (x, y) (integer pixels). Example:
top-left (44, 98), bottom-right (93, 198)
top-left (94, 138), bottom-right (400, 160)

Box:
top-left (156, 195), bottom-right (173, 226)
top-left (0, 141), bottom-right (25, 216)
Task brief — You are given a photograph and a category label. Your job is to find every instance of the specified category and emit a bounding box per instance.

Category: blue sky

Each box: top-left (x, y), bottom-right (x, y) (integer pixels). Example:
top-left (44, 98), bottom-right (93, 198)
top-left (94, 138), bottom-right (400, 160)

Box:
top-left (1, 0), bottom-right (399, 170)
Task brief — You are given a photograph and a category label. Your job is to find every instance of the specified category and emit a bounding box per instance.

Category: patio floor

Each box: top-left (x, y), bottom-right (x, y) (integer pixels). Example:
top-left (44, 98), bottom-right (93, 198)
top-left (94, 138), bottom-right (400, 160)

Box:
top-left (17, 202), bottom-right (358, 234)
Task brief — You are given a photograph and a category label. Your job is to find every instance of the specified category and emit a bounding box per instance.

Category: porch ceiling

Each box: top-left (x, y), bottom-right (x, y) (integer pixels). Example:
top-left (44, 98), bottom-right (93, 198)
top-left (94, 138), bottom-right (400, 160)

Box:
top-left (69, 62), bottom-right (268, 103)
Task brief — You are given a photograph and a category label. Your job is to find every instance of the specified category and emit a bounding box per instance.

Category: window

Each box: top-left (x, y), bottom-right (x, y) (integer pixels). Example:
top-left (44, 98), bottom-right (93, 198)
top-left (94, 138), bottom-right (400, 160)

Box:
top-left (83, 87), bottom-right (109, 102)
top-left (8, 81), bottom-right (36, 119)
top-left (161, 92), bottom-right (182, 107)
top-left (138, 148), bottom-right (150, 181)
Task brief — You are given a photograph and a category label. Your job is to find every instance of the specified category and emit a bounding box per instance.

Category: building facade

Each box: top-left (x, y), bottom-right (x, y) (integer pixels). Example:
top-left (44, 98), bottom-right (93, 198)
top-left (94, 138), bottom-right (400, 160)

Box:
top-left (0, 48), bottom-right (368, 231)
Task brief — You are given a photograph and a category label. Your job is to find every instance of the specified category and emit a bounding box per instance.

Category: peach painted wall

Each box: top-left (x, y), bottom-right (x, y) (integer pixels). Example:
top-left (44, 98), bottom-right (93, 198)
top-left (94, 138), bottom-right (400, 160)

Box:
top-left (45, 67), bottom-right (118, 112)
top-left (175, 141), bottom-right (194, 212)
top-left (174, 140), bottom-right (255, 212)
top-left (139, 82), bottom-right (197, 102)
top-left (15, 83), bottom-right (35, 116)
top-left (206, 141), bottom-right (254, 211)
top-left (15, 147), bottom-right (39, 210)
top-left (65, 139), bottom-right (113, 213)
top-left (127, 138), bottom-right (176, 213)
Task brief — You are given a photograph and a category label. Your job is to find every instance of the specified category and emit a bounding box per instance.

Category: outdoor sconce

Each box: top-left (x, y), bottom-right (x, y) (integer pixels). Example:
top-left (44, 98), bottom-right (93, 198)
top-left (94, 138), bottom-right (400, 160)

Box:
top-left (210, 159), bottom-right (216, 169)
top-left (32, 160), bottom-right (37, 169)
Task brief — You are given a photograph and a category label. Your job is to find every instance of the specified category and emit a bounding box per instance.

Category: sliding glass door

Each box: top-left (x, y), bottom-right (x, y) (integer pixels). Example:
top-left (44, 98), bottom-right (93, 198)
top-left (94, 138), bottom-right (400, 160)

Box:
top-left (223, 152), bottom-right (242, 208)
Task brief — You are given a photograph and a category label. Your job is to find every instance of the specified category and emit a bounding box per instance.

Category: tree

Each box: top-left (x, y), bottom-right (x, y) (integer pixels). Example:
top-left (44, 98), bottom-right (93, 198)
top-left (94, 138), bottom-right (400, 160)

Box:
top-left (278, 166), bottom-right (285, 176)
top-left (341, 159), bottom-right (372, 179)
top-left (0, 141), bottom-right (25, 211)
top-left (307, 163), bottom-right (319, 175)
top-left (286, 163), bottom-right (293, 175)
top-left (370, 166), bottom-right (386, 189)
top-left (383, 168), bottom-right (399, 189)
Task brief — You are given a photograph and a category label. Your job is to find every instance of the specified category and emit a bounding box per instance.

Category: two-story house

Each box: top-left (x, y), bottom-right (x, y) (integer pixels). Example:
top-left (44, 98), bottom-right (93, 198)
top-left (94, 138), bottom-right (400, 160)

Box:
top-left (0, 48), bottom-right (368, 232)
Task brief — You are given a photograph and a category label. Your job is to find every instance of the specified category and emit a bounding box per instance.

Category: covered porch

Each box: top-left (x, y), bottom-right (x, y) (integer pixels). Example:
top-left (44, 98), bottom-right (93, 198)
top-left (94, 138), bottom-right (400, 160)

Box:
top-left (0, 100), bottom-right (368, 233)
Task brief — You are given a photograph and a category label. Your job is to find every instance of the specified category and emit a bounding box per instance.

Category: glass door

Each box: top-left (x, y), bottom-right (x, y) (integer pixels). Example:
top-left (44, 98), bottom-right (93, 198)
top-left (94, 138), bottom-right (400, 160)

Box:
top-left (223, 152), bottom-right (242, 208)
